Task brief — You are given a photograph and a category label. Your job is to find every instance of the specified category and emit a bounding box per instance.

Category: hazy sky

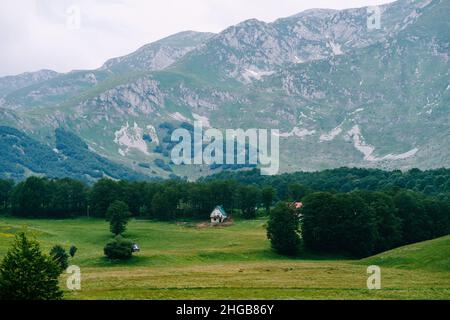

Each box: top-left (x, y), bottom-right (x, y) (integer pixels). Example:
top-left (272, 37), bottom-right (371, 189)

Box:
top-left (0, 0), bottom-right (395, 76)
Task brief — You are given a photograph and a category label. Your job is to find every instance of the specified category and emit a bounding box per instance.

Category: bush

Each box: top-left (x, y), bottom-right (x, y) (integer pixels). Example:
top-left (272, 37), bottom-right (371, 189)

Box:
top-left (267, 202), bottom-right (301, 256)
top-left (49, 245), bottom-right (69, 272)
top-left (104, 236), bottom-right (134, 260)
top-left (0, 232), bottom-right (63, 300)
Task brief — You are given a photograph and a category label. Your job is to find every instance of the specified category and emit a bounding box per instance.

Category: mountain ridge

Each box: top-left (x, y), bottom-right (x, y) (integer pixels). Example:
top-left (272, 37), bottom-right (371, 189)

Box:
top-left (0, 0), bottom-right (448, 180)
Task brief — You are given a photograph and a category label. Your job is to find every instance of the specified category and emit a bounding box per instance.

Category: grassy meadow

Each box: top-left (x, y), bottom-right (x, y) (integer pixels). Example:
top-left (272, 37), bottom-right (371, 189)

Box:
top-left (0, 217), bottom-right (448, 300)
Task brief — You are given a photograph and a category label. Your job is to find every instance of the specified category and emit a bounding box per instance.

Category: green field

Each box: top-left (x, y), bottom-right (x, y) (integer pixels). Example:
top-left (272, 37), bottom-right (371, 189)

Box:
top-left (0, 217), bottom-right (448, 300)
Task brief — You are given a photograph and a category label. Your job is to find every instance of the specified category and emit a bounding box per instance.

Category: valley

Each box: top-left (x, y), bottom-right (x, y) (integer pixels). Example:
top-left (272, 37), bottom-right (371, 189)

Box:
top-left (0, 217), bottom-right (448, 300)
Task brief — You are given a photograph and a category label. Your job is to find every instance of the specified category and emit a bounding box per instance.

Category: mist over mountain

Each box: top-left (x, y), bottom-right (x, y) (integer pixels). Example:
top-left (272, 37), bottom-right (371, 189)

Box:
top-left (0, 0), bottom-right (448, 181)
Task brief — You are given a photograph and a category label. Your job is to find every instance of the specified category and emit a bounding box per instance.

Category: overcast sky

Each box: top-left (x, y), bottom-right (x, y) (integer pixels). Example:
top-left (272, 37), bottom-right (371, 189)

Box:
top-left (0, 0), bottom-right (395, 76)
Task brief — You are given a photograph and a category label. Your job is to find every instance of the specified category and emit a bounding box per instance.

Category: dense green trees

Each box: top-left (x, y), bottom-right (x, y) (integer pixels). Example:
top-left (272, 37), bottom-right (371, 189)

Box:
top-left (393, 190), bottom-right (428, 244)
top-left (301, 190), bottom-right (449, 258)
top-left (287, 184), bottom-right (311, 202)
top-left (11, 177), bottom-right (49, 217)
top-left (0, 179), bottom-right (13, 212)
top-left (261, 186), bottom-right (276, 213)
top-left (205, 167), bottom-right (450, 199)
top-left (0, 233), bottom-right (63, 300)
top-left (267, 203), bottom-right (301, 256)
top-left (332, 193), bottom-right (377, 258)
top-left (237, 185), bottom-right (261, 219)
top-left (1, 170), bottom-right (449, 224)
top-left (301, 192), bottom-right (341, 253)
top-left (355, 191), bottom-right (402, 253)
top-left (0, 167), bottom-right (449, 258)
top-left (151, 188), bottom-right (180, 221)
top-left (9, 177), bottom-right (87, 218)
top-left (49, 178), bottom-right (87, 217)
top-left (89, 178), bottom-right (120, 218)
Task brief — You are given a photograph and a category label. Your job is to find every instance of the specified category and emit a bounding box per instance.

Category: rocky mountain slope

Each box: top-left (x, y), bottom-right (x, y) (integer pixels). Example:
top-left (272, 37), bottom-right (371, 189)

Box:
top-left (0, 69), bottom-right (59, 98)
top-left (0, 0), bottom-right (448, 180)
top-left (0, 31), bottom-right (213, 110)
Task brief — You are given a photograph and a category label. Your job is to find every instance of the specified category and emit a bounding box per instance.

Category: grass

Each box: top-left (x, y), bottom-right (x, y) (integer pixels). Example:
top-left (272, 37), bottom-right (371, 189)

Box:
top-left (360, 236), bottom-right (450, 273)
top-left (0, 217), bottom-right (448, 300)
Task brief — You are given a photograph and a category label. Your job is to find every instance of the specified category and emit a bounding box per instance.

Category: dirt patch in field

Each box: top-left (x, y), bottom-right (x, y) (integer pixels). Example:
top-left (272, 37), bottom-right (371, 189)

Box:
top-left (197, 219), bottom-right (234, 229)
top-left (177, 220), bottom-right (234, 229)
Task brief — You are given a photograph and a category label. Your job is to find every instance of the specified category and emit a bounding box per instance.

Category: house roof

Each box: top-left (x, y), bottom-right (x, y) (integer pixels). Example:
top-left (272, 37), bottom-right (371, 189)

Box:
top-left (288, 202), bottom-right (303, 209)
top-left (294, 202), bottom-right (303, 209)
top-left (210, 205), bottom-right (227, 218)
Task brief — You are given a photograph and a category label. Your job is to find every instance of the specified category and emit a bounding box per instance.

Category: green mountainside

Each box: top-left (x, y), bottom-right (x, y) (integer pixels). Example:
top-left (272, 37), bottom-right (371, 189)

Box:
top-left (0, 0), bottom-right (448, 180)
top-left (0, 126), bottom-right (147, 181)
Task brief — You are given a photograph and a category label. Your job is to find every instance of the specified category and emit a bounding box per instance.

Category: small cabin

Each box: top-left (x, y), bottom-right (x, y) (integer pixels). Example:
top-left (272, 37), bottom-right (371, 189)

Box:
top-left (210, 206), bottom-right (228, 225)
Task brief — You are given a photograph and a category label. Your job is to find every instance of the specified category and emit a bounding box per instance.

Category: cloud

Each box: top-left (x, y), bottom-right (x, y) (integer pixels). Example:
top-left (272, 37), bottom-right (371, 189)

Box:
top-left (0, 0), bottom-right (395, 76)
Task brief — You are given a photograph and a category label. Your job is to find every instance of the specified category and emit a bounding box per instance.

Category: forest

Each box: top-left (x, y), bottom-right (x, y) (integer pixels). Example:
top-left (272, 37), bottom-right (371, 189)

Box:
top-left (0, 167), bottom-right (449, 258)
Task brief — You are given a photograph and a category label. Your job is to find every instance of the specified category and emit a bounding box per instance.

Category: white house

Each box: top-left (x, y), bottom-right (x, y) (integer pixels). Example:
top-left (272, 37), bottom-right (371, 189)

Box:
top-left (210, 206), bottom-right (228, 225)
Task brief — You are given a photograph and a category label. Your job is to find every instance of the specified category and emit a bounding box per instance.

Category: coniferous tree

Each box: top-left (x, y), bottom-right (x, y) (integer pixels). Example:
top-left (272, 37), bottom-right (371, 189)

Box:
top-left (0, 232), bottom-right (63, 300)
top-left (69, 245), bottom-right (78, 258)
top-left (49, 245), bottom-right (69, 272)
top-left (106, 201), bottom-right (131, 236)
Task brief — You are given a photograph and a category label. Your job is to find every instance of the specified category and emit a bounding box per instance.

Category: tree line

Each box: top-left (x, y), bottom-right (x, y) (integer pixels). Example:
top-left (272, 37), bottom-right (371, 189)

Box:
top-left (1, 167), bottom-right (450, 221)
top-left (0, 177), bottom-right (266, 220)
top-left (0, 168), bottom-right (449, 258)
top-left (203, 167), bottom-right (450, 200)
top-left (266, 188), bottom-right (449, 258)
top-left (300, 189), bottom-right (449, 257)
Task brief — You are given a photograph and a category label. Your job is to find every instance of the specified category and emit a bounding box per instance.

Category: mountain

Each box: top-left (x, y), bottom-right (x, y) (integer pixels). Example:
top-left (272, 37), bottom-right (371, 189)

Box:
top-left (0, 0), bottom-right (448, 180)
top-left (0, 126), bottom-right (148, 181)
top-left (173, 0), bottom-right (436, 82)
top-left (0, 31), bottom-right (214, 110)
top-left (101, 31), bottom-right (215, 73)
top-left (0, 69), bottom-right (59, 98)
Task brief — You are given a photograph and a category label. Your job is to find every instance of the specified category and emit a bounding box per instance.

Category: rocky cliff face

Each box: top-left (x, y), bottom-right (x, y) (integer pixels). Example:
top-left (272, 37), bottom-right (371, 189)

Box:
top-left (101, 31), bottom-right (214, 73)
top-left (177, 0), bottom-right (437, 82)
